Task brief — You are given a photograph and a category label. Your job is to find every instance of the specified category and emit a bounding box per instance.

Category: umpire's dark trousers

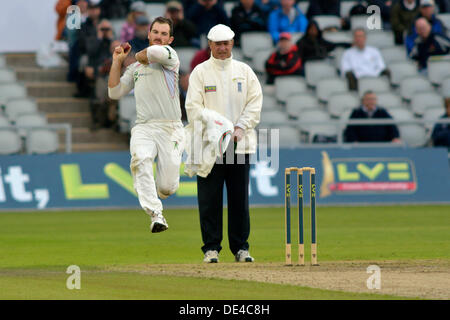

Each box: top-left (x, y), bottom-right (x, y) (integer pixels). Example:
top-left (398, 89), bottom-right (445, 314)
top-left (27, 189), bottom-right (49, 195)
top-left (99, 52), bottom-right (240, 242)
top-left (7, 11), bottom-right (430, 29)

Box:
top-left (197, 152), bottom-right (250, 255)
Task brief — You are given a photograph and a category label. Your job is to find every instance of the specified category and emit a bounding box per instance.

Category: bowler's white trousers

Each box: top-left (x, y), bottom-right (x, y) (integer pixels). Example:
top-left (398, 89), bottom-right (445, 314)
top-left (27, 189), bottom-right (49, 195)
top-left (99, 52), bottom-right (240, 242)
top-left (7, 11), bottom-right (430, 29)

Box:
top-left (130, 120), bottom-right (185, 215)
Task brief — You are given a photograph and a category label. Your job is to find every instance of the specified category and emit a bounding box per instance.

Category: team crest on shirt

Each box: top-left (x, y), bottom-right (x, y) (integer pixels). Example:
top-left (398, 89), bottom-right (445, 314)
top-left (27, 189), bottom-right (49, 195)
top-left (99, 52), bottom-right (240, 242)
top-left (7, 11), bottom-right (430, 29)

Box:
top-left (204, 86), bottom-right (216, 93)
top-left (133, 71), bottom-right (139, 83)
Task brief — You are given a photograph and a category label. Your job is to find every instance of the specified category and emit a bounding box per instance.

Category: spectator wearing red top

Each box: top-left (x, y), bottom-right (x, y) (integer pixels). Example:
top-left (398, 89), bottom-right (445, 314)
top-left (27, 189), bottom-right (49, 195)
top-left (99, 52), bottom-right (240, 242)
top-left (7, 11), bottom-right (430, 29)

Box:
top-left (265, 32), bottom-right (302, 84)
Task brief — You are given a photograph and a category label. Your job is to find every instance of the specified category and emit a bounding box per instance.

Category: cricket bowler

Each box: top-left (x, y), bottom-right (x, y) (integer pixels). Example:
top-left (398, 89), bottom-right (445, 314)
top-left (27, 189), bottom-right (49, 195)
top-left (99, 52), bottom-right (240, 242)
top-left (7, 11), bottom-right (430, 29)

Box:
top-left (108, 17), bottom-right (185, 233)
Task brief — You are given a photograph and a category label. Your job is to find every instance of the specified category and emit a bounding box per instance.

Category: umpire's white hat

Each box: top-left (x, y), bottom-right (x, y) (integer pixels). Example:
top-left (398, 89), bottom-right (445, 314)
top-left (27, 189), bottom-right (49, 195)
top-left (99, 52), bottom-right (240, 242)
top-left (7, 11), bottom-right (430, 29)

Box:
top-left (207, 24), bottom-right (235, 42)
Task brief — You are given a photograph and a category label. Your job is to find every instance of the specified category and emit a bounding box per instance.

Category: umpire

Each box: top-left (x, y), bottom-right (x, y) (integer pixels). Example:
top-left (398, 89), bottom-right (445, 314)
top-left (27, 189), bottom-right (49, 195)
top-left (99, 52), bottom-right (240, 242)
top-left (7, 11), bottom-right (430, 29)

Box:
top-left (185, 24), bottom-right (263, 263)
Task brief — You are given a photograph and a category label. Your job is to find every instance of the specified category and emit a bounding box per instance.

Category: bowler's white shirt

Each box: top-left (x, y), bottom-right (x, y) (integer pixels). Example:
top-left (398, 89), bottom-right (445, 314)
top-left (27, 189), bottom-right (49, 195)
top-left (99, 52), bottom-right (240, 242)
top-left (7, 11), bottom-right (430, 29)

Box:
top-left (341, 46), bottom-right (386, 79)
top-left (108, 45), bottom-right (181, 122)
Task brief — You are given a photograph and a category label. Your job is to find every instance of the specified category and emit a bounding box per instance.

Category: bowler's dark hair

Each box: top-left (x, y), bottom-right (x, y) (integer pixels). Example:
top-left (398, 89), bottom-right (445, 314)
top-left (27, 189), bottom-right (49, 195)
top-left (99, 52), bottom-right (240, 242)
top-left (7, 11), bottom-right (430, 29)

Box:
top-left (150, 17), bottom-right (174, 37)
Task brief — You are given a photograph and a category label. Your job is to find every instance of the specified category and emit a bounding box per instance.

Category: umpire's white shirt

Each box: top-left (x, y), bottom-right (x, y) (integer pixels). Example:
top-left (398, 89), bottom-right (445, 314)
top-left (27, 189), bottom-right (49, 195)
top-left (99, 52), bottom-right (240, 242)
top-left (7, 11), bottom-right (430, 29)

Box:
top-left (185, 54), bottom-right (263, 154)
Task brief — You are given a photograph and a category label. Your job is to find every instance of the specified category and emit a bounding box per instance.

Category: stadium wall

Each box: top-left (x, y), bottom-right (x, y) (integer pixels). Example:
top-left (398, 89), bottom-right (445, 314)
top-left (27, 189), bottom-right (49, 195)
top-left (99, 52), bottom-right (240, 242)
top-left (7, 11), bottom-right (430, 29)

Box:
top-left (0, 148), bottom-right (449, 210)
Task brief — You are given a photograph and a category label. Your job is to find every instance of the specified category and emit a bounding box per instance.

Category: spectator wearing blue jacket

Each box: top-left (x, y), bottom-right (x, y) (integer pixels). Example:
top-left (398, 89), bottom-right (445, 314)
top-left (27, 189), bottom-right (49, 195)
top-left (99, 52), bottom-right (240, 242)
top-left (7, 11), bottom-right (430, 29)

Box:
top-left (409, 18), bottom-right (450, 70)
top-left (268, 0), bottom-right (308, 43)
top-left (432, 98), bottom-right (450, 149)
top-left (405, 0), bottom-right (447, 53)
top-left (186, 0), bottom-right (229, 38)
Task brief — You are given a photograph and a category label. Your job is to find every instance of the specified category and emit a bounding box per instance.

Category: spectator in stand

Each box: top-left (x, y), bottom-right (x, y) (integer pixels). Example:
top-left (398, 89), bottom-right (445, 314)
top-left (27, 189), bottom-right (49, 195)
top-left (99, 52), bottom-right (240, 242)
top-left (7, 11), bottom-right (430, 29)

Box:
top-left (186, 0), bottom-right (229, 38)
top-left (267, 0), bottom-right (308, 43)
top-left (432, 98), bottom-right (450, 148)
top-left (406, 0), bottom-right (447, 54)
top-left (265, 32), bottom-right (302, 84)
top-left (341, 28), bottom-right (389, 91)
top-left (100, 0), bottom-right (130, 19)
top-left (190, 47), bottom-right (211, 71)
top-left (120, 1), bottom-right (146, 43)
top-left (296, 20), bottom-right (350, 64)
top-left (230, 0), bottom-right (267, 47)
top-left (306, 0), bottom-right (341, 20)
top-left (409, 18), bottom-right (450, 71)
top-left (76, 0), bottom-right (102, 97)
top-left (129, 15), bottom-right (150, 54)
top-left (55, 0), bottom-right (72, 40)
top-left (165, 1), bottom-right (198, 47)
top-left (254, 0), bottom-right (280, 15)
top-left (391, 0), bottom-right (420, 45)
top-left (344, 91), bottom-right (401, 143)
top-left (85, 20), bottom-right (118, 129)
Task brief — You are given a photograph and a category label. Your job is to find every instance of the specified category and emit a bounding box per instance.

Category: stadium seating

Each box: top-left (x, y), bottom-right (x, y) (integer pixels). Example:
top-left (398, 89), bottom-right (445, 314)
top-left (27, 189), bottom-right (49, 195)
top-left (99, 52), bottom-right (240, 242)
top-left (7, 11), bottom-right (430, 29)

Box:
top-left (316, 77), bottom-right (348, 102)
top-left (262, 95), bottom-right (278, 111)
top-left (252, 49), bottom-right (273, 74)
top-left (278, 126), bottom-right (301, 147)
top-left (15, 113), bottom-right (48, 137)
top-left (274, 76), bottom-right (308, 103)
top-left (298, 110), bottom-right (337, 142)
top-left (240, 32), bottom-right (274, 59)
top-left (176, 47), bottom-right (198, 73)
top-left (304, 61), bottom-right (337, 87)
top-left (366, 31), bottom-right (394, 49)
top-left (427, 60), bottom-right (450, 85)
top-left (340, 1), bottom-right (357, 18)
top-left (350, 15), bottom-right (371, 30)
top-left (357, 77), bottom-right (391, 97)
top-left (0, 129), bottom-right (22, 154)
top-left (145, 3), bottom-right (166, 20)
top-left (327, 92), bottom-right (360, 118)
top-left (441, 77), bottom-right (450, 97)
top-left (399, 76), bottom-right (434, 100)
top-left (398, 124), bottom-right (428, 147)
top-left (26, 129), bottom-right (59, 154)
top-left (0, 68), bottom-right (17, 83)
top-left (4, 98), bottom-right (38, 121)
top-left (314, 15), bottom-right (342, 30)
top-left (0, 115), bottom-right (11, 128)
top-left (388, 61), bottom-right (418, 86)
top-left (376, 91), bottom-right (404, 110)
top-left (380, 46), bottom-right (409, 65)
top-left (410, 92), bottom-right (445, 116)
top-left (329, 47), bottom-right (347, 69)
top-left (260, 110), bottom-right (289, 126)
top-left (437, 13), bottom-right (450, 29)
top-left (323, 31), bottom-right (352, 45)
top-left (0, 83), bottom-right (27, 107)
top-left (423, 108), bottom-right (445, 131)
top-left (118, 95), bottom-right (137, 133)
top-left (286, 93), bottom-right (320, 118)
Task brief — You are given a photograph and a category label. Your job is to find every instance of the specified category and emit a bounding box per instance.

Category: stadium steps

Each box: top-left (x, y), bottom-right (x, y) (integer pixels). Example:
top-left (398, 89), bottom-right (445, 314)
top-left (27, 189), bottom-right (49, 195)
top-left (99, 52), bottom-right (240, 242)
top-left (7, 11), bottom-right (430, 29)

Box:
top-left (15, 67), bottom-right (67, 82)
top-left (37, 97), bottom-right (90, 113)
top-left (5, 53), bottom-right (38, 67)
top-left (59, 142), bottom-right (130, 153)
top-left (26, 82), bottom-right (77, 98)
top-left (57, 127), bottom-right (129, 144)
top-left (47, 112), bottom-right (92, 128)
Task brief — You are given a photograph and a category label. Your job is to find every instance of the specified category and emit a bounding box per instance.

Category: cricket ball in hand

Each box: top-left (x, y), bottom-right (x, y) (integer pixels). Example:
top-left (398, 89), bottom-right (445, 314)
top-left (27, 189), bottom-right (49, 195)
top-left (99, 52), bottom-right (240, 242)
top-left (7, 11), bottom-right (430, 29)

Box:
top-left (121, 42), bottom-right (131, 54)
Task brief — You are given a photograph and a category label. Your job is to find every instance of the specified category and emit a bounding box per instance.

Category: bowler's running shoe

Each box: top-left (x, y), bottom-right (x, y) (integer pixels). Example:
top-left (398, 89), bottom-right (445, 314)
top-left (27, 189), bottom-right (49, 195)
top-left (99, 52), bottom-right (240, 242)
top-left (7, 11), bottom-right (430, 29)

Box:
top-left (235, 250), bottom-right (254, 262)
top-left (150, 211), bottom-right (168, 233)
top-left (203, 250), bottom-right (219, 263)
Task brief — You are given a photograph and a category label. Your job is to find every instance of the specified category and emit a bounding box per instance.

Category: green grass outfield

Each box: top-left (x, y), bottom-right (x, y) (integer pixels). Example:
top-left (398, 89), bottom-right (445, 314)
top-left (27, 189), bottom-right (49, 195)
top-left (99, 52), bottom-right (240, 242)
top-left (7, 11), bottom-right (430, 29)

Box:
top-left (0, 205), bottom-right (449, 299)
